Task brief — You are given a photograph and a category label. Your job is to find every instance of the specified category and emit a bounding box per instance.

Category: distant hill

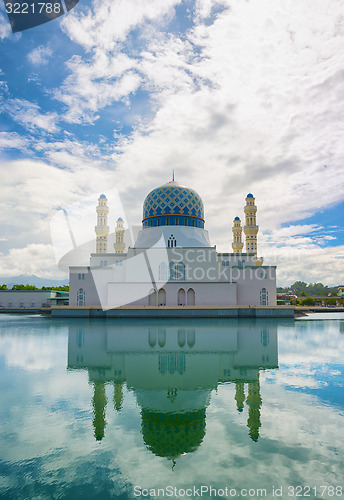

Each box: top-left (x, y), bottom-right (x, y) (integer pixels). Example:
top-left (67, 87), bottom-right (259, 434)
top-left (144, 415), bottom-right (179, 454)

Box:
top-left (0, 275), bottom-right (69, 288)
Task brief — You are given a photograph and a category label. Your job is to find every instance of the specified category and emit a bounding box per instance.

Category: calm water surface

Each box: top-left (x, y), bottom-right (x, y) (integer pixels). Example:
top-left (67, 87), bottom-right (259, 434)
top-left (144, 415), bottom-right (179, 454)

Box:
top-left (0, 314), bottom-right (344, 500)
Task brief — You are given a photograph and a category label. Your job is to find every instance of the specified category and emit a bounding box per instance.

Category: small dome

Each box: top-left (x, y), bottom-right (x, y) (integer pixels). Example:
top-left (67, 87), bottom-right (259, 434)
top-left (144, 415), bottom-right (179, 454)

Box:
top-left (247, 193), bottom-right (253, 198)
top-left (117, 217), bottom-right (123, 221)
top-left (141, 409), bottom-right (206, 459)
top-left (142, 180), bottom-right (205, 228)
top-left (234, 216), bottom-right (240, 221)
top-left (99, 194), bottom-right (106, 199)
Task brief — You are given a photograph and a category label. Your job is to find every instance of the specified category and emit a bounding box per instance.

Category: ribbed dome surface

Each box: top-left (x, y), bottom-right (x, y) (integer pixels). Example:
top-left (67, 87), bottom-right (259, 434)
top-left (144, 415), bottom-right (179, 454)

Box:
top-left (142, 181), bottom-right (204, 228)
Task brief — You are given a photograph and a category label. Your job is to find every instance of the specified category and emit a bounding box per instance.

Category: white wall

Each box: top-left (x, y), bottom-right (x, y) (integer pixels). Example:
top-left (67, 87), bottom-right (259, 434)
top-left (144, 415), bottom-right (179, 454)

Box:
top-left (0, 290), bottom-right (54, 308)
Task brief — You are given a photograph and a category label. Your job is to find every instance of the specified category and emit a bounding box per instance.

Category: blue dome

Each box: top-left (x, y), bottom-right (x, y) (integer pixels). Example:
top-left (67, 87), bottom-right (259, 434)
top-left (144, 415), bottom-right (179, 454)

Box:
top-left (117, 217), bottom-right (123, 221)
top-left (246, 193), bottom-right (253, 198)
top-left (142, 181), bottom-right (205, 229)
top-left (234, 216), bottom-right (240, 221)
top-left (99, 194), bottom-right (106, 199)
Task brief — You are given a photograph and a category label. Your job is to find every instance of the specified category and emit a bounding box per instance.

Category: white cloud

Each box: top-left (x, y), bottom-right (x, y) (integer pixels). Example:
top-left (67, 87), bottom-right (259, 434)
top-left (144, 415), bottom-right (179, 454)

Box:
top-left (0, 131), bottom-right (29, 149)
top-left (61, 0), bottom-right (181, 51)
top-left (0, 11), bottom-right (12, 39)
top-left (1, 0), bottom-right (344, 284)
top-left (3, 98), bottom-right (60, 132)
top-left (27, 45), bottom-right (53, 65)
top-left (0, 243), bottom-right (64, 278)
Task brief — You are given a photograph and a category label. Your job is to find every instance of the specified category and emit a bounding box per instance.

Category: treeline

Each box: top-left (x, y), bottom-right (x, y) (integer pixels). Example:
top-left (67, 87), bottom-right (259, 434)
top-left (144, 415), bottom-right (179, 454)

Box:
top-left (0, 284), bottom-right (69, 291)
top-left (277, 281), bottom-right (338, 296)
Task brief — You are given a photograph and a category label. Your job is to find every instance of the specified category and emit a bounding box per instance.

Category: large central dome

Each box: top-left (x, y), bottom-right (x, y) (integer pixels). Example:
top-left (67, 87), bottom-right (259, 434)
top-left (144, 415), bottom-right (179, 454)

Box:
top-left (142, 180), bottom-right (205, 228)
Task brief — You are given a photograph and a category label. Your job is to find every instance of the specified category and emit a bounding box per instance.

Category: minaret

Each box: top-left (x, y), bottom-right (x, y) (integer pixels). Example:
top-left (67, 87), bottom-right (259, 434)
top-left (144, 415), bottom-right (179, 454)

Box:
top-left (92, 381), bottom-right (107, 441)
top-left (246, 375), bottom-right (262, 442)
top-left (234, 382), bottom-right (245, 413)
top-left (95, 194), bottom-right (109, 254)
top-left (114, 217), bottom-right (125, 253)
top-left (243, 194), bottom-right (259, 255)
top-left (113, 382), bottom-right (124, 412)
top-left (232, 217), bottom-right (244, 253)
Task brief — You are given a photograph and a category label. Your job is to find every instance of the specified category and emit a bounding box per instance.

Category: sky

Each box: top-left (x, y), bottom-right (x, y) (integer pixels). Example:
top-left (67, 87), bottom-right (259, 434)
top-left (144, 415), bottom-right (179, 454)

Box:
top-left (0, 0), bottom-right (344, 286)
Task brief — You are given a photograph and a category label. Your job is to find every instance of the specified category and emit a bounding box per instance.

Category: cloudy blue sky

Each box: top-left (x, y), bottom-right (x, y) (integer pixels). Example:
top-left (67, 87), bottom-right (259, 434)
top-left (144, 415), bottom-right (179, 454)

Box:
top-left (0, 0), bottom-right (344, 285)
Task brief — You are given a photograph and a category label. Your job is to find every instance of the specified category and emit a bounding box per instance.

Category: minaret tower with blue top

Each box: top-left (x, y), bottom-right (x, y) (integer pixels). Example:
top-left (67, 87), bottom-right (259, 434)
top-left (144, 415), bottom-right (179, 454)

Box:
top-left (114, 217), bottom-right (125, 254)
top-left (95, 194), bottom-right (109, 254)
top-left (232, 217), bottom-right (243, 253)
top-left (244, 194), bottom-right (259, 255)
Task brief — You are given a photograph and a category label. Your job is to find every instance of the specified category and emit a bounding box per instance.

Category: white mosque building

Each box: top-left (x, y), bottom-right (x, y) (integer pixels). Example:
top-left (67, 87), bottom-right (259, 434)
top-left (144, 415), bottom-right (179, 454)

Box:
top-left (69, 179), bottom-right (276, 308)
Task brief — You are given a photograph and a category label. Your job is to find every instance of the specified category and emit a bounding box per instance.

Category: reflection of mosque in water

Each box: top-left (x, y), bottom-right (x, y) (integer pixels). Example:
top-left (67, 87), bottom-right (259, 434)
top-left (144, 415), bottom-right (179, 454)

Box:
top-left (68, 319), bottom-right (278, 459)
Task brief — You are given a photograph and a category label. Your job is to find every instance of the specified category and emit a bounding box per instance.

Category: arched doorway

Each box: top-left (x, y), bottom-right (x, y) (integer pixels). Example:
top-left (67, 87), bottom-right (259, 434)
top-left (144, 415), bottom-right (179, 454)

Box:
top-left (158, 288), bottom-right (166, 306)
top-left (260, 288), bottom-right (269, 306)
top-left (177, 288), bottom-right (185, 306)
top-left (148, 288), bottom-right (157, 306)
top-left (77, 288), bottom-right (85, 306)
top-left (187, 288), bottom-right (195, 306)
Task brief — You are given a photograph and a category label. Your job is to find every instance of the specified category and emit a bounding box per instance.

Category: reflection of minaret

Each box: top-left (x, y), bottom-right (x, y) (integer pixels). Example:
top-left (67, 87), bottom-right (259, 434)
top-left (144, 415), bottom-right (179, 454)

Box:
top-left (92, 381), bottom-right (107, 441)
top-left (113, 382), bottom-right (124, 412)
top-left (246, 374), bottom-right (262, 442)
top-left (234, 382), bottom-right (245, 413)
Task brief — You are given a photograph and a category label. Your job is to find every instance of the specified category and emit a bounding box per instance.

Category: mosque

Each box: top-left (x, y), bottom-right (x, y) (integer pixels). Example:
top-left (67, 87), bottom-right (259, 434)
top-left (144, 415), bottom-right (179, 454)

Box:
top-left (67, 319), bottom-right (279, 455)
top-left (69, 178), bottom-right (276, 308)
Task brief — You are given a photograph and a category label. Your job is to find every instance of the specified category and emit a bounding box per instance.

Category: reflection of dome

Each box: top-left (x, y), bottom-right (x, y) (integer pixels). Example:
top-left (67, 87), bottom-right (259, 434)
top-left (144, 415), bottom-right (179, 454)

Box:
top-left (142, 180), bottom-right (205, 228)
top-left (141, 409), bottom-right (206, 459)
top-left (99, 194), bottom-right (106, 199)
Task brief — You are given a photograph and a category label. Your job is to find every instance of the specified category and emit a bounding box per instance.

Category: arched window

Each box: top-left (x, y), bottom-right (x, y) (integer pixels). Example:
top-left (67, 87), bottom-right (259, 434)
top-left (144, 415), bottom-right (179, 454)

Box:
top-left (77, 288), bottom-right (85, 306)
top-left (169, 262), bottom-right (185, 281)
top-left (178, 328), bottom-right (186, 347)
top-left (148, 288), bottom-right (157, 306)
top-left (187, 288), bottom-right (195, 305)
top-left (261, 329), bottom-right (269, 346)
top-left (177, 288), bottom-right (186, 306)
top-left (187, 328), bottom-right (195, 347)
top-left (159, 262), bottom-right (168, 282)
top-left (158, 288), bottom-right (166, 306)
top-left (148, 328), bottom-right (156, 347)
top-left (168, 235), bottom-right (176, 248)
top-left (260, 288), bottom-right (268, 306)
top-left (77, 329), bottom-right (84, 347)
top-left (158, 327), bottom-right (166, 347)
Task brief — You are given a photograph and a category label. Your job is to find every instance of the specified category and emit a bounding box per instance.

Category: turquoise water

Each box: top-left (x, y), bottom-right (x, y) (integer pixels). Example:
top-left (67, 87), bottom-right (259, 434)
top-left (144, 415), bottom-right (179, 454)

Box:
top-left (0, 314), bottom-right (344, 500)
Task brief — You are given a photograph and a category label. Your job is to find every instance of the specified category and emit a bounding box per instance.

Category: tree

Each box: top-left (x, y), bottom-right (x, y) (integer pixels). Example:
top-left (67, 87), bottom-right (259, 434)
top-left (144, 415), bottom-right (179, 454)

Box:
top-left (300, 297), bottom-right (315, 306)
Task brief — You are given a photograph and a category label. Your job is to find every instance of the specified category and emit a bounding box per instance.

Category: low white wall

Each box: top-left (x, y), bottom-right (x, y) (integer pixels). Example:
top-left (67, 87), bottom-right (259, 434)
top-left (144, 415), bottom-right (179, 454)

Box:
top-left (0, 290), bottom-right (53, 308)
